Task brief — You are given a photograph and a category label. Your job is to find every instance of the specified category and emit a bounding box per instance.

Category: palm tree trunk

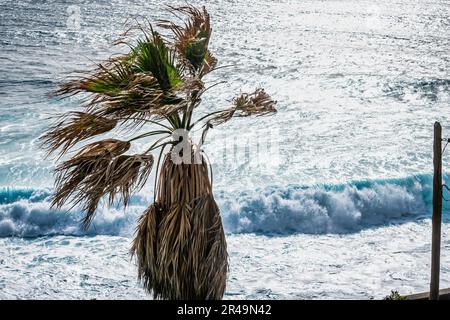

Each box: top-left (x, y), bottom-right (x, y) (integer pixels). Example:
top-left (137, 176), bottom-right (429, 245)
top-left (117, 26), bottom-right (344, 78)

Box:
top-left (132, 153), bottom-right (228, 300)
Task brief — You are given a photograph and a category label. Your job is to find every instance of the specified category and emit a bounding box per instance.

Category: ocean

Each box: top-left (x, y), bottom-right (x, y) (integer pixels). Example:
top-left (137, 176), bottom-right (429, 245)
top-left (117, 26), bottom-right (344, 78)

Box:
top-left (0, 0), bottom-right (450, 299)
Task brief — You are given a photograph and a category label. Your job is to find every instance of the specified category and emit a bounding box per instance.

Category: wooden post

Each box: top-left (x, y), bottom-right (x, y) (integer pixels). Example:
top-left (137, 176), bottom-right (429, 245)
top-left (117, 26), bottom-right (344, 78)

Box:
top-left (430, 121), bottom-right (443, 300)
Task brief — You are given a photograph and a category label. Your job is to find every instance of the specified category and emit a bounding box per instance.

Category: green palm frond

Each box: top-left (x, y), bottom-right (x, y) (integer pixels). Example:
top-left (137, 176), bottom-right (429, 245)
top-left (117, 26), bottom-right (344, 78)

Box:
top-left (52, 31), bottom-right (186, 126)
top-left (131, 31), bottom-right (183, 92)
top-left (89, 73), bottom-right (170, 121)
top-left (53, 58), bottom-right (135, 97)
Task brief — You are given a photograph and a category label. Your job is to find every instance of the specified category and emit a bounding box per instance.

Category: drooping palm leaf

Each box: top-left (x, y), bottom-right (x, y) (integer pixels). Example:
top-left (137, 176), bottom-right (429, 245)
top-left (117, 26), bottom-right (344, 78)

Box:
top-left (51, 139), bottom-right (153, 228)
top-left (41, 112), bottom-right (117, 157)
top-left (104, 154), bottom-right (154, 206)
top-left (52, 139), bottom-right (130, 208)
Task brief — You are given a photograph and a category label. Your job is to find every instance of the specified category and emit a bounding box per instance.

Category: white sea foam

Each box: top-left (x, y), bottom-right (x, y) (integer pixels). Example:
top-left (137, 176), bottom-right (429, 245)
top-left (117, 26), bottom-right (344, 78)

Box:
top-left (1, 0), bottom-right (450, 299)
top-left (221, 177), bottom-right (429, 234)
top-left (0, 175), bottom-right (435, 238)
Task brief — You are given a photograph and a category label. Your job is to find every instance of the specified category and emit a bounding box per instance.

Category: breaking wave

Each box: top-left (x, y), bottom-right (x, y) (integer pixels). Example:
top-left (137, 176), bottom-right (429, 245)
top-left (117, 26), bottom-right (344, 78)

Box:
top-left (0, 174), bottom-right (439, 238)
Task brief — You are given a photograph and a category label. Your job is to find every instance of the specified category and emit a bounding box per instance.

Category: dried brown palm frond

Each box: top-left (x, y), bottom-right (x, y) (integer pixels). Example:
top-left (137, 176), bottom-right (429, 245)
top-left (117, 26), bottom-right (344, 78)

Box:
top-left (176, 76), bottom-right (205, 95)
top-left (52, 155), bottom-right (109, 212)
top-left (201, 50), bottom-right (217, 76)
top-left (73, 138), bottom-right (131, 159)
top-left (131, 152), bottom-right (228, 299)
top-left (234, 88), bottom-right (277, 116)
top-left (52, 139), bottom-right (130, 204)
top-left (54, 152), bottom-right (154, 229)
top-left (40, 112), bottom-right (117, 158)
top-left (51, 139), bottom-right (152, 228)
top-left (207, 88), bottom-right (277, 126)
top-left (189, 193), bottom-right (227, 299)
top-left (130, 203), bottom-right (163, 294)
top-left (158, 5), bottom-right (213, 74)
top-left (104, 154), bottom-right (154, 206)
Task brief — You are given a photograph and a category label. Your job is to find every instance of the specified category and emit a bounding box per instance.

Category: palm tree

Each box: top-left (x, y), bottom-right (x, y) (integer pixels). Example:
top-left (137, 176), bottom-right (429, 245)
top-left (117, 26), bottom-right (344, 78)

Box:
top-left (41, 4), bottom-right (276, 300)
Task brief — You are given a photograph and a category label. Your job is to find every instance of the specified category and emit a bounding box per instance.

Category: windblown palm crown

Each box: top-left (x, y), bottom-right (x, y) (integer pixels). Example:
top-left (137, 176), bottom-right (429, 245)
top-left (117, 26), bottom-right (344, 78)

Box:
top-left (42, 5), bottom-right (276, 300)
